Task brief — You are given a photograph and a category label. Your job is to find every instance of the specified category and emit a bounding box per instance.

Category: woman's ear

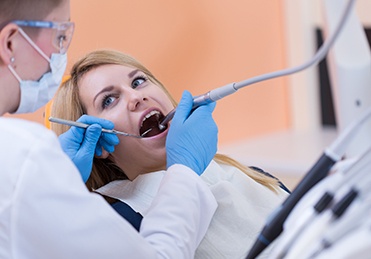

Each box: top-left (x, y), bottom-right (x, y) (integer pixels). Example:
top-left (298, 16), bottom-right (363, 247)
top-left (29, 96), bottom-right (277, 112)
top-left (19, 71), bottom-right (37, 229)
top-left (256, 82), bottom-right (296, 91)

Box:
top-left (0, 23), bottom-right (19, 65)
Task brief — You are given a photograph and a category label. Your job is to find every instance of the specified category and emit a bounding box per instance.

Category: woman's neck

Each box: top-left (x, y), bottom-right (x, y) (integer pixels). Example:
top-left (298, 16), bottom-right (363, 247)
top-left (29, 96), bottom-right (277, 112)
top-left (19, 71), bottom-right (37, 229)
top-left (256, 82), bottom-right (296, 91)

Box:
top-left (126, 165), bottom-right (167, 181)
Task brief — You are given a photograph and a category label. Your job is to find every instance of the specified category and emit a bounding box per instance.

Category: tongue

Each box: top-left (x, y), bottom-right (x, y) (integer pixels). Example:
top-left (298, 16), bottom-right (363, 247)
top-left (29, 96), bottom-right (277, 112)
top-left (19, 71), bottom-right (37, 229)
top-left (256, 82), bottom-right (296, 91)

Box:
top-left (145, 127), bottom-right (162, 137)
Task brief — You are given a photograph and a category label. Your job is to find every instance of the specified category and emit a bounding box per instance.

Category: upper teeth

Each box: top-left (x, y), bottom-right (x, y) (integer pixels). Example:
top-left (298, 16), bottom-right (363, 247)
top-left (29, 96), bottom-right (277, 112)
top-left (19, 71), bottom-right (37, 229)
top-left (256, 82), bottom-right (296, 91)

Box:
top-left (141, 110), bottom-right (160, 126)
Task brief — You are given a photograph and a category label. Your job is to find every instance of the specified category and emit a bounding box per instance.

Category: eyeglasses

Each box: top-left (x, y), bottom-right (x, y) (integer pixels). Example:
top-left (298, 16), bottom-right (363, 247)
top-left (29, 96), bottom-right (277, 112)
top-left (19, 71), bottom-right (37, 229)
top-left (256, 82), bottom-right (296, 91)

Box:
top-left (13, 20), bottom-right (75, 54)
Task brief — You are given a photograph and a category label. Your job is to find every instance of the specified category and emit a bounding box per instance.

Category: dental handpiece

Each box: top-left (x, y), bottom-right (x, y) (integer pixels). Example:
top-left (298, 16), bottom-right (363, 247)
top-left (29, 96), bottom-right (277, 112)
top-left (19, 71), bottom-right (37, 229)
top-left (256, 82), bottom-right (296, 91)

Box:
top-left (49, 117), bottom-right (143, 138)
top-left (158, 82), bottom-right (238, 129)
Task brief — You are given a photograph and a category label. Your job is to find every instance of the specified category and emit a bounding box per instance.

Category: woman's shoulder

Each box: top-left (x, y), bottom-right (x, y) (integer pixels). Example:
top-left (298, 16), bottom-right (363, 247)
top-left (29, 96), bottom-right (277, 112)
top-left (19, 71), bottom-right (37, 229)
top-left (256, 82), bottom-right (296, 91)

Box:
top-left (202, 160), bottom-right (290, 195)
top-left (201, 160), bottom-right (254, 186)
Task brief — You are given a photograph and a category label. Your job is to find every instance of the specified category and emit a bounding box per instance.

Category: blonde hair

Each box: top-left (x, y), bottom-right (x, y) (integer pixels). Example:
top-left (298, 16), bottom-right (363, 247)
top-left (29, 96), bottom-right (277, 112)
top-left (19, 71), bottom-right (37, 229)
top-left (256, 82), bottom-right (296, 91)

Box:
top-left (51, 49), bottom-right (280, 193)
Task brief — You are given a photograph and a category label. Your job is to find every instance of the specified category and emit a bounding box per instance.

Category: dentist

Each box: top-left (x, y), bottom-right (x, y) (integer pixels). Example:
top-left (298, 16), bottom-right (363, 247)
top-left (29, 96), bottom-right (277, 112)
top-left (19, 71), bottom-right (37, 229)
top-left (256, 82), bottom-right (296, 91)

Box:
top-left (0, 0), bottom-right (218, 258)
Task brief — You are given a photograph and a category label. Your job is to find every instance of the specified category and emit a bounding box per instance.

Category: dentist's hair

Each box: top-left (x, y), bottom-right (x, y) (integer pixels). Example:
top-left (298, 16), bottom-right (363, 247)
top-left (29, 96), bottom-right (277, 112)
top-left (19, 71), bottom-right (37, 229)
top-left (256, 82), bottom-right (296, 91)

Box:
top-left (0, 0), bottom-right (65, 29)
top-left (51, 49), bottom-right (280, 198)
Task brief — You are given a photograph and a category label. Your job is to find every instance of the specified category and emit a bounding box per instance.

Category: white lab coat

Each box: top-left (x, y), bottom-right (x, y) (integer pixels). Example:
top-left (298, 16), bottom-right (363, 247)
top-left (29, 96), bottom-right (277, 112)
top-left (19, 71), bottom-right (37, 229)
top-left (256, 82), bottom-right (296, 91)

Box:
top-left (97, 159), bottom-right (289, 259)
top-left (0, 118), bottom-right (217, 259)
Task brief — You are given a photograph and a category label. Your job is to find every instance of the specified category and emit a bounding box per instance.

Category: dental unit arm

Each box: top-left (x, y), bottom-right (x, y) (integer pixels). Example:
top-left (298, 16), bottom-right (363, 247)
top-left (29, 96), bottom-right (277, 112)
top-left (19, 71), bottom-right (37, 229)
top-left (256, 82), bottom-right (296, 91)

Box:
top-left (159, 0), bottom-right (355, 130)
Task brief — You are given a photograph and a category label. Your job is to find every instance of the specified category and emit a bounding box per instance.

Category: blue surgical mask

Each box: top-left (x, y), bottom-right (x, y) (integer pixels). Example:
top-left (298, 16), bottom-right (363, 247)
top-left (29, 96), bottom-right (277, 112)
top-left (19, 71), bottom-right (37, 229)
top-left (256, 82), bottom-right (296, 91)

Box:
top-left (8, 28), bottom-right (67, 114)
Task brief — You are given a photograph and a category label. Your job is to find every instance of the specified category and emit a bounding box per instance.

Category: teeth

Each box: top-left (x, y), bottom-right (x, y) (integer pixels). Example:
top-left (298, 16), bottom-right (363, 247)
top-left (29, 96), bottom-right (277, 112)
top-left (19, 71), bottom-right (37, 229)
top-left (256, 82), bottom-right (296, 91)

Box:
top-left (141, 128), bottom-right (153, 137)
top-left (141, 110), bottom-right (160, 126)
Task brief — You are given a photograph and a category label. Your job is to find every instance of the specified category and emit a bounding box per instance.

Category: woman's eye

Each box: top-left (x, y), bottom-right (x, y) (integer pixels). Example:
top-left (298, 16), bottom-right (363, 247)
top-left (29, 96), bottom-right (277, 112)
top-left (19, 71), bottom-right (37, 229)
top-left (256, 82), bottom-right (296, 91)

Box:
top-left (102, 95), bottom-right (117, 109)
top-left (132, 76), bottom-right (147, 89)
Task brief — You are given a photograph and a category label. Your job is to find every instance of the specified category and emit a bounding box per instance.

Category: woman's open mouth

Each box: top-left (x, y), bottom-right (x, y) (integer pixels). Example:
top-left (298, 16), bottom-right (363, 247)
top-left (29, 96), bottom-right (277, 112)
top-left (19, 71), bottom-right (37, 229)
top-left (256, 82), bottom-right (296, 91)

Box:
top-left (139, 110), bottom-right (168, 138)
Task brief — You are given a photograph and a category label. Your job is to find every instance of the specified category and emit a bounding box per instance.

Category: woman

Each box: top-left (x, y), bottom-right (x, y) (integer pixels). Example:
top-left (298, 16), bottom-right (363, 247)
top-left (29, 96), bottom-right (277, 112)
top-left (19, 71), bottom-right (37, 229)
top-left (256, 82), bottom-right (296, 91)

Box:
top-left (51, 49), bottom-right (290, 258)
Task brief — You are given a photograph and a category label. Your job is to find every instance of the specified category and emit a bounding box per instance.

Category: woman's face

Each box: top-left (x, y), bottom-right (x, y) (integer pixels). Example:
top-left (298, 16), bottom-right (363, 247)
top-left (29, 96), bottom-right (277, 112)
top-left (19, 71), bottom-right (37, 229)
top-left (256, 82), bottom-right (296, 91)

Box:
top-left (78, 64), bottom-right (174, 180)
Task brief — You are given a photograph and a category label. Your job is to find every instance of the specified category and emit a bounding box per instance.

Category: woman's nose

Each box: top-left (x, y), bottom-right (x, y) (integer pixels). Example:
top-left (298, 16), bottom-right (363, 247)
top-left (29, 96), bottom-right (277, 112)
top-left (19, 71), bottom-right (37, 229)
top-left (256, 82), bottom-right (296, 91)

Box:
top-left (127, 89), bottom-right (146, 111)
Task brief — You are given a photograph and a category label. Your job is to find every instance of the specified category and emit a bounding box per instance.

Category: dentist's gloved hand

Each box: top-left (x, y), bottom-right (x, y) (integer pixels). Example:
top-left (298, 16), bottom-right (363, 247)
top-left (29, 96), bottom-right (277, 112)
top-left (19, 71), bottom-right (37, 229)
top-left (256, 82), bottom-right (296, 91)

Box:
top-left (166, 90), bottom-right (218, 175)
top-left (58, 115), bottom-right (119, 182)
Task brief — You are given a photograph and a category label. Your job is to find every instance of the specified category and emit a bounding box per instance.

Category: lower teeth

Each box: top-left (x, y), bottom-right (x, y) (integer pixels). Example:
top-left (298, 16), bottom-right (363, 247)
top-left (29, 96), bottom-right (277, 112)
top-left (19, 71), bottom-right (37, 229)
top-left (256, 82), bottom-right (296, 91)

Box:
top-left (142, 127), bottom-right (156, 137)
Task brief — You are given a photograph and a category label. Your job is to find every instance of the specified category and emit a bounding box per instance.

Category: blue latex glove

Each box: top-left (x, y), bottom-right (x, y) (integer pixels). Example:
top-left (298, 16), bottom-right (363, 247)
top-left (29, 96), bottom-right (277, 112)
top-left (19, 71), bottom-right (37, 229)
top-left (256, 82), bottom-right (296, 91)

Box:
top-left (58, 115), bottom-right (119, 182)
top-left (166, 90), bottom-right (218, 175)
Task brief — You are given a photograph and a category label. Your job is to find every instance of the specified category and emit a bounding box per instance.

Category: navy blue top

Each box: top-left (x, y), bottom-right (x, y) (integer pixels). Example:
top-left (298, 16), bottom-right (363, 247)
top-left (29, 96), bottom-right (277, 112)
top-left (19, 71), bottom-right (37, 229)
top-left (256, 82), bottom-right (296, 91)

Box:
top-left (111, 200), bottom-right (143, 231)
top-left (250, 166), bottom-right (291, 194)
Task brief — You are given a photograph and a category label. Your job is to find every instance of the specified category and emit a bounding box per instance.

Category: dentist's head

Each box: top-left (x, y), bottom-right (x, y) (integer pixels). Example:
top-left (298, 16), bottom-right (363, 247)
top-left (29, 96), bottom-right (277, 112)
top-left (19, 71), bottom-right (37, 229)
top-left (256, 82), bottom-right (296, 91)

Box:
top-left (0, 0), bottom-right (74, 115)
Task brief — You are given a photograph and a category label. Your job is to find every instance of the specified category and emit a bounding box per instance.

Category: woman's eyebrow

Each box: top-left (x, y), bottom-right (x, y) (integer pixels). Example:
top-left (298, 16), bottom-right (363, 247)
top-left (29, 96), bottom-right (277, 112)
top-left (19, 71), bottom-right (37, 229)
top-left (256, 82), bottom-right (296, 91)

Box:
top-left (93, 85), bottom-right (114, 104)
top-left (128, 69), bottom-right (140, 78)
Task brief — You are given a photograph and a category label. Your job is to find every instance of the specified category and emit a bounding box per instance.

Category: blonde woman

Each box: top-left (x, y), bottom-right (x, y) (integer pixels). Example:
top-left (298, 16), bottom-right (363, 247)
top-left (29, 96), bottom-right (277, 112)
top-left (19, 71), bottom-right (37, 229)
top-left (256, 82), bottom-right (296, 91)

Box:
top-left (51, 49), bottom-right (290, 258)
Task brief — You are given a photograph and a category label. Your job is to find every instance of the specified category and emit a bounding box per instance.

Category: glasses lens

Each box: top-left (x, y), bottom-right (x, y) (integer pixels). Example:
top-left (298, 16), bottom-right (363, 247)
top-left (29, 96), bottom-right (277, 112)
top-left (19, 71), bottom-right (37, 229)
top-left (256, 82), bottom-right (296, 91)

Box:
top-left (52, 22), bottom-right (74, 54)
